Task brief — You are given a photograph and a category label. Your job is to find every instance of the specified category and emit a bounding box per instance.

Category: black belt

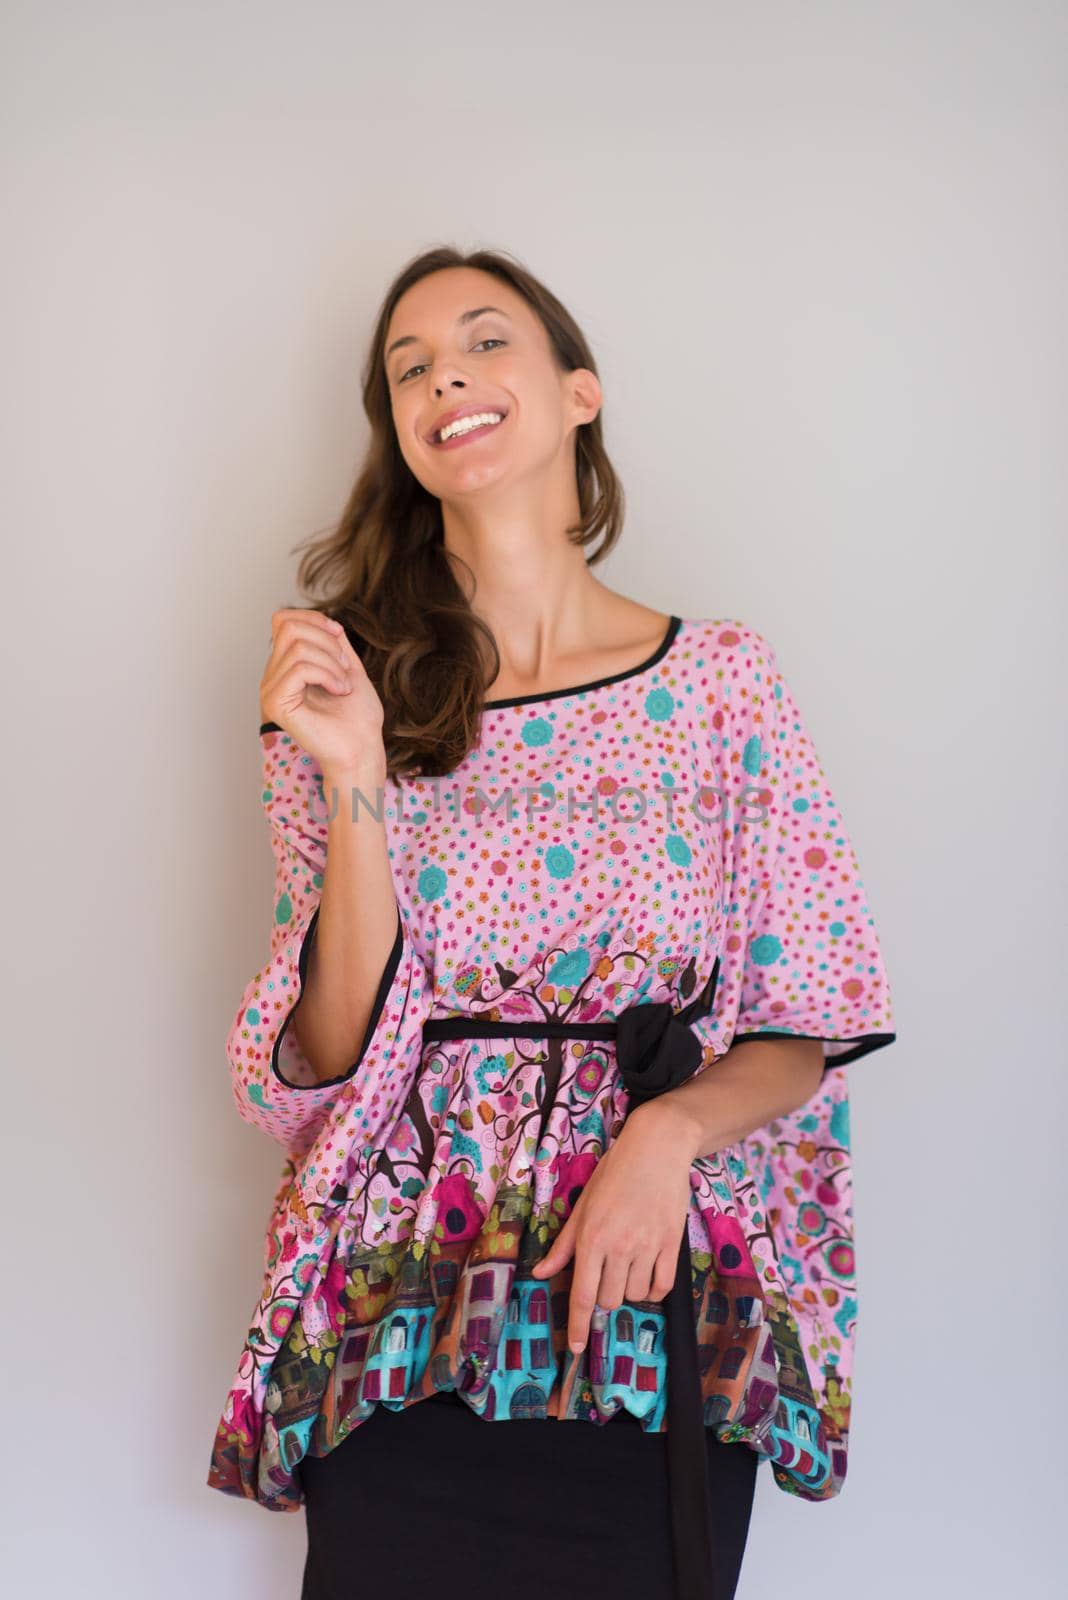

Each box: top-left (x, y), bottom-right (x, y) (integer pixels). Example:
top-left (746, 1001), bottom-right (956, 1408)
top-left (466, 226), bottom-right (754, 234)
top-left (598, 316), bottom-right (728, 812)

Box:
top-left (422, 957), bottom-right (720, 1600)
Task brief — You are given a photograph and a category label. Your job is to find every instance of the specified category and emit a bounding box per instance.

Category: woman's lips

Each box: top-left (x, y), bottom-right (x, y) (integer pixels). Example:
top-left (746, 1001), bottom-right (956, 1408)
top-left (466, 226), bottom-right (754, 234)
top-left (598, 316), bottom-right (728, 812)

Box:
top-left (429, 413), bottom-right (508, 450)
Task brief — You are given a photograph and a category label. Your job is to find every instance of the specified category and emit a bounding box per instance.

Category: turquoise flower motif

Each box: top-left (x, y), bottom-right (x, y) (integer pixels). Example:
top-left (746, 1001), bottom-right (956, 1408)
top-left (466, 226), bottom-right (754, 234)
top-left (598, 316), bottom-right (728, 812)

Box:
top-left (418, 865), bottom-right (448, 900)
top-left (830, 1097), bottom-right (851, 1149)
top-left (550, 948), bottom-right (590, 987)
top-left (575, 1109), bottom-right (605, 1142)
top-left (742, 734), bottom-right (763, 776)
top-left (449, 1127), bottom-right (483, 1172)
top-left (834, 1295), bottom-right (857, 1339)
top-left (798, 1201), bottom-right (827, 1237)
top-left (791, 797), bottom-right (809, 813)
top-left (645, 686), bottom-right (675, 720)
top-left (780, 1252), bottom-right (804, 1292)
top-left (430, 1084), bottom-right (449, 1115)
top-left (749, 933), bottom-right (783, 965)
top-left (474, 1053), bottom-right (508, 1094)
top-left (292, 1253), bottom-right (321, 1294)
top-left (665, 834), bottom-right (691, 867)
top-left (829, 920), bottom-right (846, 937)
top-left (545, 844), bottom-right (575, 879)
top-left (245, 1007), bottom-right (261, 1026)
top-left (825, 1240), bottom-right (855, 1281)
top-left (274, 891), bottom-right (293, 926)
top-left (521, 718), bottom-right (553, 747)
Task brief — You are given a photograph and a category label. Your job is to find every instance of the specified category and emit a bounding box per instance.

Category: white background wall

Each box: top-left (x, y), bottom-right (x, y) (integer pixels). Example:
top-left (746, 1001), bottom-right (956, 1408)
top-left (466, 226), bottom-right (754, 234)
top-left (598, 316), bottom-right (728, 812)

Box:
top-left (4, 2), bottom-right (1064, 1595)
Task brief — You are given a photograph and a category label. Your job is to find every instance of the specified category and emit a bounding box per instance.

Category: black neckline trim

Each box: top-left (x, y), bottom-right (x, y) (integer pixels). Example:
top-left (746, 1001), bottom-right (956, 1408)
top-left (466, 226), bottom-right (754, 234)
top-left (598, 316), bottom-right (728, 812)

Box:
top-left (482, 613), bottom-right (683, 710)
top-left (258, 615), bottom-right (685, 735)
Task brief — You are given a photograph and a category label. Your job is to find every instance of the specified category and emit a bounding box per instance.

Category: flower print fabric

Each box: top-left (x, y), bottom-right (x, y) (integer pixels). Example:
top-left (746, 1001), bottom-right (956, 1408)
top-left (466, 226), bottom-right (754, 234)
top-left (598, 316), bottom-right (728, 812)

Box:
top-left (207, 614), bottom-right (896, 1512)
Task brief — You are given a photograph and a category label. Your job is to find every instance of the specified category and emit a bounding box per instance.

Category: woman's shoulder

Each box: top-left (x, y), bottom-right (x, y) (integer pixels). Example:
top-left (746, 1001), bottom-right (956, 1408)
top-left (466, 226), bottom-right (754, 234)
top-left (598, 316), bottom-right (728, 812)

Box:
top-left (680, 614), bottom-right (780, 669)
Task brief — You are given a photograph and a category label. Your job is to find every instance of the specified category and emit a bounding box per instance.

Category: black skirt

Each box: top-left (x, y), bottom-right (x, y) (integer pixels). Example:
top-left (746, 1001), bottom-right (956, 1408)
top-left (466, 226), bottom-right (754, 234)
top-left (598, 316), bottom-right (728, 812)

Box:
top-left (298, 1390), bottom-right (760, 1600)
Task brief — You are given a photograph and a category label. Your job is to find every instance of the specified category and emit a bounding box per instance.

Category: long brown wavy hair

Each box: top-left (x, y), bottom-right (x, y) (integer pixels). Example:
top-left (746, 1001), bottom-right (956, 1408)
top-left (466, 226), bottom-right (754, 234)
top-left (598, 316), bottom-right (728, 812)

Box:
top-left (287, 245), bottom-right (626, 779)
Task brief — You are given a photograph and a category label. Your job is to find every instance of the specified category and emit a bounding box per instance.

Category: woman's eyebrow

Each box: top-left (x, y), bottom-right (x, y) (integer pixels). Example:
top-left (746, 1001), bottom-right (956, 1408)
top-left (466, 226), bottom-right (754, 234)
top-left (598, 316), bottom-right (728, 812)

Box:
top-left (386, 306), bottom-right (512, 362)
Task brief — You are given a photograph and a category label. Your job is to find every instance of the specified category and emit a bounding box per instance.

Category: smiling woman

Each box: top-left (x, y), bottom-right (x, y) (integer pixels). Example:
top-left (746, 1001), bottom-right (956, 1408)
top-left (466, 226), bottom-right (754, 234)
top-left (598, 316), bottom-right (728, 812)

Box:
top-left (208, 245), bottom-right (898, 1600)
top-left (256, 249), bottom-right (626, 780)
top-left (388, 302), bottom-right (517, 452)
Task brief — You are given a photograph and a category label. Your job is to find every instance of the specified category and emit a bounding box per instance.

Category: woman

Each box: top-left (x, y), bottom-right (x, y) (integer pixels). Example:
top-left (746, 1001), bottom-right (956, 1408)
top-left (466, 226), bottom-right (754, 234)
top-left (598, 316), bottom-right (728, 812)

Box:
top-left (207, 246), bottom-right (897, 1600)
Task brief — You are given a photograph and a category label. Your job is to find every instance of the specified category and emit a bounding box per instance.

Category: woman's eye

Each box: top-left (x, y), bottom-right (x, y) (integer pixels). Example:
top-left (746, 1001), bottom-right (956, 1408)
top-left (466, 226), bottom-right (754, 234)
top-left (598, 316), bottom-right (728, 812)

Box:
top-left (398, 339), bottom-right (506, 383)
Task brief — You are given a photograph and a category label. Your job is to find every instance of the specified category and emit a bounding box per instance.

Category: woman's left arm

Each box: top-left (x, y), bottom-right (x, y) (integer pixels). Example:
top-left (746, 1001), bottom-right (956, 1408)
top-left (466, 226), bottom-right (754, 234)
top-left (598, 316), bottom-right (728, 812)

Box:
top-left (530, 1036), bottom-right (823, 1355)
top-left (638, 1034), bottom-right (825, 1157)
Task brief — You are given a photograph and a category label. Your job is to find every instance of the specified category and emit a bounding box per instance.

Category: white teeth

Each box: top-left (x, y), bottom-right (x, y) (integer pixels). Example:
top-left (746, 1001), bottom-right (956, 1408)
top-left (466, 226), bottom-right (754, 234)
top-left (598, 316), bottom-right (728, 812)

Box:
top-left (436, 411), bottom-right (504, 443)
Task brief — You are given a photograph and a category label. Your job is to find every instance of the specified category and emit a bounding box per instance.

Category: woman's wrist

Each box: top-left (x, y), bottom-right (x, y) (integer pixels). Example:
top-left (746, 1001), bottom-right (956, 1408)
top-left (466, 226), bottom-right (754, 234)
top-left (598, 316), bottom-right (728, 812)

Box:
top-left (321, 761), bottom-right (389, 816)
top-left (625, 1095), bottom-right (705, 1166)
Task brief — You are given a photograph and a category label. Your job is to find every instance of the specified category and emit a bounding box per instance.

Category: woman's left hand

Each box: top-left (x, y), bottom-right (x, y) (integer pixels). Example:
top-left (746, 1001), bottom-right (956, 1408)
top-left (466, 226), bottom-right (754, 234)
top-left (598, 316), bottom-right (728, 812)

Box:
top-left (530, 1102), bottom-right (697, 1354)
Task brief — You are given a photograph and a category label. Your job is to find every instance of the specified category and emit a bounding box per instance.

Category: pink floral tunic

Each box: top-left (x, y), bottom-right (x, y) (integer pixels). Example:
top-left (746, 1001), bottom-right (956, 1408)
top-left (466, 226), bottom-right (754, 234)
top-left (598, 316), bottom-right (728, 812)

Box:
top-left (206, 614), bottom-right (896, 1512)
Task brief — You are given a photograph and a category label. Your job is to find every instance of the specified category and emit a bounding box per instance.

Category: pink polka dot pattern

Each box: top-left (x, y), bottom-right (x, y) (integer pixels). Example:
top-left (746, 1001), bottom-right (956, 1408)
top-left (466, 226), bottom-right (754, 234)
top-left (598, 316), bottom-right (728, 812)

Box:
top-left (208, 616), bottom-right (896, 1513)
top-left (224, 729), bottom-right (435, 1164)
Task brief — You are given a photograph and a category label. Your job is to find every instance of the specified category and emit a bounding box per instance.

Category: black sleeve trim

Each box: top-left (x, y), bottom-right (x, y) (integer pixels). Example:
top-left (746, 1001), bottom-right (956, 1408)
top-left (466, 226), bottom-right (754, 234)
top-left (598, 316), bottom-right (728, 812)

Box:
top-left (260, 721), bottom-right (283, 735)
top-left (727, 1030), bottom-right (897, 1070)
top-left (270, 904), bottom-right (406, 1091)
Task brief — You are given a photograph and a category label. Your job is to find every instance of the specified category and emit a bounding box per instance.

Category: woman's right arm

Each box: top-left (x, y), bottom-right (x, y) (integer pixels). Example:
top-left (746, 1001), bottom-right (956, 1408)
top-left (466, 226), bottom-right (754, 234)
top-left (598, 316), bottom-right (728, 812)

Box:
top-left (224, 609), bottom-right (434, 1162)
top-left (287, 745), bottom-right (400, 1085)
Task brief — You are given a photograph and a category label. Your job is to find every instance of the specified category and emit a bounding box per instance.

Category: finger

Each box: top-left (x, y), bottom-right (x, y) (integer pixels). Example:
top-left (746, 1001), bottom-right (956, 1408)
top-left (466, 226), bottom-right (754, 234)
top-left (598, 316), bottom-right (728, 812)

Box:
top-left (266, 638), bottom-right (355, 702)
top-left (624, 1254), bottom-right (657, 1303)
top-left (270, 606), bottom-right (344, 642)
top-left (567, 1244), bottom-right (606, 1354)
top-left (269, 631), bottom-right (354, 680)
top-left (270, 609), bottom-right (348, 668)
top-left (595, 1250), bottom-right (632, 1314)
top-left (272, 659), bottom-right (353, 709)
top-left (647, 1246), bottom-right (680, 1303)
top-left (271, 611), bottom-right (350, 662)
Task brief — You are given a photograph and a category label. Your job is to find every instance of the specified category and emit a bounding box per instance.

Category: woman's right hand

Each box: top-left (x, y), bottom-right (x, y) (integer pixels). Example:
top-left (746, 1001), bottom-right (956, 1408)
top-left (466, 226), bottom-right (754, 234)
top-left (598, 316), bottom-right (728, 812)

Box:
top-left (259, 608), bottom-right (387, 780)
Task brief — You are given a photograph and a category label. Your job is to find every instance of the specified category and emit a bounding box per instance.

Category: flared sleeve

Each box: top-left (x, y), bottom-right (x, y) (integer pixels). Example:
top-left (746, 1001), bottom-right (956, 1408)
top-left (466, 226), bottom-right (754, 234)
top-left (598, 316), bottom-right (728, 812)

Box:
top-left (687, 620), bottom-right (898, 1501)
top-left (225, 723), bottom-right (435, 1164)
top-left (698, 623), bottom-right (896, 1070)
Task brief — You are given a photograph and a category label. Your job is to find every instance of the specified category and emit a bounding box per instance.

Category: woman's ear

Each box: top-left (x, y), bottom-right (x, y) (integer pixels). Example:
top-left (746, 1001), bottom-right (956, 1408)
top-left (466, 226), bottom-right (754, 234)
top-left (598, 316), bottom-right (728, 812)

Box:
top-left (567, 366), bottom-right (603, 427)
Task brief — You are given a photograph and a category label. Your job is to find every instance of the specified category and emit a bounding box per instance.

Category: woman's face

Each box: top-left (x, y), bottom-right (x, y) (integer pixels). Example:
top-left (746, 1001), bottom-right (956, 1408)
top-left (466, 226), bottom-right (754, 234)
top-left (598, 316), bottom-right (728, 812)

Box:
top-left (383, 266), bottom-right (599, 502)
